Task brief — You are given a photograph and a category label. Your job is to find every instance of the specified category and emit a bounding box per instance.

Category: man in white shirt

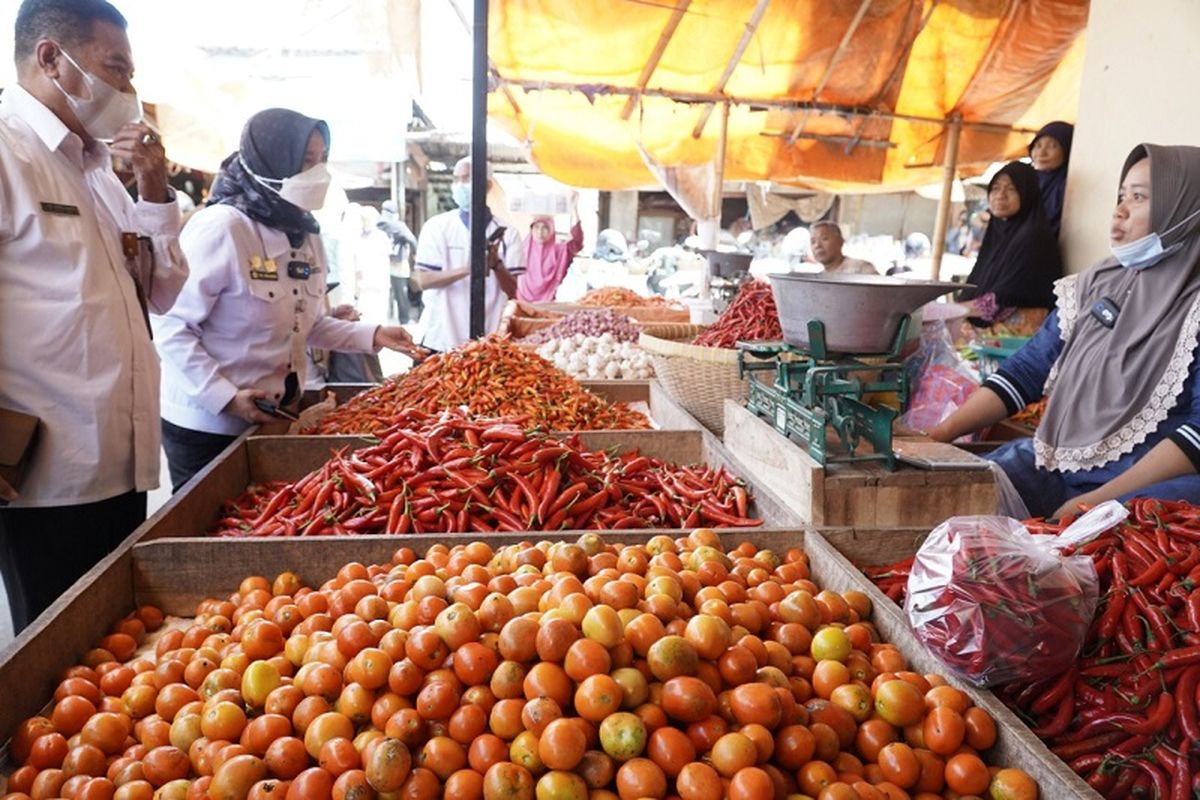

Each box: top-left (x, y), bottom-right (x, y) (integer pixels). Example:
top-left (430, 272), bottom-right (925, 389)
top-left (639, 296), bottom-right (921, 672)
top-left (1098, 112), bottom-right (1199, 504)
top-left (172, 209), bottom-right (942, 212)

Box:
top-left (810, 220), bottom-right (878, 275)
top-left (413, 157), bottom-right (525, 352)
top-left (0, 0), bottom-right (188, 631)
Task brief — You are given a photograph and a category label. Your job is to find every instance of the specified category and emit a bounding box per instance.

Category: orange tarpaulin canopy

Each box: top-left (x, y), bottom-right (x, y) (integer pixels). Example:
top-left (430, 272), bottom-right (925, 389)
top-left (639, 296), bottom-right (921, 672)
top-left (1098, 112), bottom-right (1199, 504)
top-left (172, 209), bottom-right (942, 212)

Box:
top-left (487, 0), bottom-right (1088, 192)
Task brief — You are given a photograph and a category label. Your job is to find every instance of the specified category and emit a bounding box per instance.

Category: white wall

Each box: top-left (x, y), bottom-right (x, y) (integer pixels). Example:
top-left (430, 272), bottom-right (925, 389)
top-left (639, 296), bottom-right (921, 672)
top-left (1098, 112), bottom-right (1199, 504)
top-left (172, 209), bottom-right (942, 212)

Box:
top-left (1061, 0), bottom-right (1200, 272)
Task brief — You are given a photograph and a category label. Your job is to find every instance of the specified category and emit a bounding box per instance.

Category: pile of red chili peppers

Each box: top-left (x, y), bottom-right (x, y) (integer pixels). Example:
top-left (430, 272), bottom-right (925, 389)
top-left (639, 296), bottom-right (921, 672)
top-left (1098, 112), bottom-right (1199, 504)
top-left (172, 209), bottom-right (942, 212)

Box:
top-left (863, 499), bottom-right (1200, 798)
top-left (692, 281), bottom-right (783, 349)
top-left (214, 408), bottom-right (761, 537)
top-left (305, 338), bottom-right (649, 436)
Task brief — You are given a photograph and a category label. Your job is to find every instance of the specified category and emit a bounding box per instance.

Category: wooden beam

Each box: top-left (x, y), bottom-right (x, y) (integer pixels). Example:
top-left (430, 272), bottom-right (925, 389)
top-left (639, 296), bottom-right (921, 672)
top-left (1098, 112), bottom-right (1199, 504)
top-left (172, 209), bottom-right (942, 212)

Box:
top-left (494, 76), bottom-right (1042, 137)
top-left (620, 0), bottom-right (692, 121)
top-left (787, 0), bottom-right (873, 146)
top-left (762, 131), bottom-right (896, 149)
top-left (930, 116), bottom-right (963, 281)
top-left (845, 0), bottom-right (939, 148)
top-left (691, 0), bottom-right (771, 138)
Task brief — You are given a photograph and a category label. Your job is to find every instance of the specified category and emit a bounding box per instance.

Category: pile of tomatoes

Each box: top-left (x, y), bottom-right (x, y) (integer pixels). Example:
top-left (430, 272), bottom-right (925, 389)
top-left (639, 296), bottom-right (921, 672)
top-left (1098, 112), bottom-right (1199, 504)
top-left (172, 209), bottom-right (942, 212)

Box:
top-left (2, 531), bottom-right (1038, 800)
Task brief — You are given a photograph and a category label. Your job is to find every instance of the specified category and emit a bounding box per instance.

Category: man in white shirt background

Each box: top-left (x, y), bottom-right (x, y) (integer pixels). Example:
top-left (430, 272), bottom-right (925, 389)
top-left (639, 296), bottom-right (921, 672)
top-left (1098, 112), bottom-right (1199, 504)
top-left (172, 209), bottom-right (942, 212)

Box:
top-left (809, 220), bottom-right (878, 275)
top-left (0, 0), bottom-right (188, 631)
top-left (412, 157), bottom-right (525, 353)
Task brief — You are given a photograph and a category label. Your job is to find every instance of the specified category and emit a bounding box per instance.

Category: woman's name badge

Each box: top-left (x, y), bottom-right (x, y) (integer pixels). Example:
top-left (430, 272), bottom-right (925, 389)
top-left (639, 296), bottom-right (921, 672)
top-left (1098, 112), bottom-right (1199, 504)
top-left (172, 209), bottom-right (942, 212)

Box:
top-left (250, 255), bottom-right (279, 281)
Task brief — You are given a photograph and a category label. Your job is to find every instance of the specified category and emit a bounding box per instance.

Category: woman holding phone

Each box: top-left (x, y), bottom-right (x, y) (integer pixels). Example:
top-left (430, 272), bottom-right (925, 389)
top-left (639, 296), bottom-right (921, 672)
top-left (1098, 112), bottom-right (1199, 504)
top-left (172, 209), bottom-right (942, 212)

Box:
top-left (154, 108), bottom-right (425, 491)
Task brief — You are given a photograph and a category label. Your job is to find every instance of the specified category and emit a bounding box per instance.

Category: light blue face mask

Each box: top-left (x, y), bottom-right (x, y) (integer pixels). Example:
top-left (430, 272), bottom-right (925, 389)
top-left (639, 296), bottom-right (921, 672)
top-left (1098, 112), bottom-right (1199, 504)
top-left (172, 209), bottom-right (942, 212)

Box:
top-left (451, 182), bottom-right (471, 209)
top-left (1112, 206), bottom-right (1200, 270)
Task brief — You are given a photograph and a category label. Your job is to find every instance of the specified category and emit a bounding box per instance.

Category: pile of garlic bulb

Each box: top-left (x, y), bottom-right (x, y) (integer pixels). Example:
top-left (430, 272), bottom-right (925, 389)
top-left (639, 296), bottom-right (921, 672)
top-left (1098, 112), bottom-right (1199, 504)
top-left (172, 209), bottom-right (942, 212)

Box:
top-left (537, 333), bottom-right (654, 380)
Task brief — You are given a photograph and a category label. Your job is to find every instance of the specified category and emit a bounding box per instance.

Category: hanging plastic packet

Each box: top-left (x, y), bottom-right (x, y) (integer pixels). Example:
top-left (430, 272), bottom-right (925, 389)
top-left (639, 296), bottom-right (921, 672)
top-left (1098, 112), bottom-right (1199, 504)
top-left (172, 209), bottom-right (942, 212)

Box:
top-left (905, 501), bottom-right (1128, 687)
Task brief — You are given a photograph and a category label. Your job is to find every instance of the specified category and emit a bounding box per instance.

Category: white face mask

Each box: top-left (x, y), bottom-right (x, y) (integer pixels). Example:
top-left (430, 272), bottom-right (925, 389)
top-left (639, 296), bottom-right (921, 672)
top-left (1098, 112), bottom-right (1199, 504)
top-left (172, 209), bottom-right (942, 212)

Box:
top-left (451, 181), bottom-right (471, 210)
top-left (241, 157), bottom-right (332, 212)
top-left (1111, 206), bottom-right (1200, 270)
top-left (52, 46), bottom-right (141, 141)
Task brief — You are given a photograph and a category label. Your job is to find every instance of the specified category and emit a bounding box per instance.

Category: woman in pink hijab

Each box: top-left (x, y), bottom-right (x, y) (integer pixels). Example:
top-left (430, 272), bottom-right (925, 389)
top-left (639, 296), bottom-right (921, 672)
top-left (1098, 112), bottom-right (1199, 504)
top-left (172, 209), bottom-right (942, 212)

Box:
top-left (517, 193), bottom-right (583, 302)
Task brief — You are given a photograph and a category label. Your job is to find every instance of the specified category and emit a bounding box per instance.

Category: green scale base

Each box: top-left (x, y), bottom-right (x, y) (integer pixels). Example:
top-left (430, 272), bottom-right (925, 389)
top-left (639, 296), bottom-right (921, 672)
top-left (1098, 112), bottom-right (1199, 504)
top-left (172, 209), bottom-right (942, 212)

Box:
top-left (736, 317), bottom-right (911, 470)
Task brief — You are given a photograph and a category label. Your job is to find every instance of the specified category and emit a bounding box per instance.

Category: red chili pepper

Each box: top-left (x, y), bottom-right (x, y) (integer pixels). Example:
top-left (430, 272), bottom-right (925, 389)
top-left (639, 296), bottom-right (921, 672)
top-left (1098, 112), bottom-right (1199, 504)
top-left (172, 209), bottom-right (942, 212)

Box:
top-left (1032, 667), bottom-right (1077, 715)
top-left (1032, 688), bottom-right (1075, 737)
top-left (1050, 731), bottom-right (1129, 760)
top-left (1130, 556), bottom-right (1170, 587)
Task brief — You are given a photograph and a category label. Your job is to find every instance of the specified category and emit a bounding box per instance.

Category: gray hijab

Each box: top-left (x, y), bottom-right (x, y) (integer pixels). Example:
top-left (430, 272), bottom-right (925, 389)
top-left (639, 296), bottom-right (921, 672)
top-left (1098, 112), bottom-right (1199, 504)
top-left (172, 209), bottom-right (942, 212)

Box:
top-left (1035, 144), bottom-right (1200, 473)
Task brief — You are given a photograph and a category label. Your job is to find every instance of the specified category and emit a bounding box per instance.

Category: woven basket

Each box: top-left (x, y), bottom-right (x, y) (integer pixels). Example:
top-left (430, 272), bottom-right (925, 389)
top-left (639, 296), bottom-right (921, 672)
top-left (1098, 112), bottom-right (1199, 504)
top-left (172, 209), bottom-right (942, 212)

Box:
top-left (640, 322), bottom-right (706, 340)
top-left (639, 332), bottom-right (747, 436)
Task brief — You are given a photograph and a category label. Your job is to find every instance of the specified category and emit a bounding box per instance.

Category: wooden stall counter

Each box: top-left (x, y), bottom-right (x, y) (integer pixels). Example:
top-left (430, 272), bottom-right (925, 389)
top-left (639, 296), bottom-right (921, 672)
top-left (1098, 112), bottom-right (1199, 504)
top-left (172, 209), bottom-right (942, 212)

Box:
top-left (723, 400), bottom-right (996, 527)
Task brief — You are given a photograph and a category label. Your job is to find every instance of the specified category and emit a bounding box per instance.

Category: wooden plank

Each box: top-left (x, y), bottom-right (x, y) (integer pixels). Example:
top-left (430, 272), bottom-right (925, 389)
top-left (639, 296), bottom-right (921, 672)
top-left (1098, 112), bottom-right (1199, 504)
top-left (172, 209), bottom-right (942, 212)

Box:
top-left (724, 400), bottom-right (825, 523)
top-left (648, 380), bottom-right (702, 432)
top-left (0, 548), bottom-right (135, 749)
top-left (724, 400), bottom-right (996, 526)
top-left (582, 380), bottom-right (650, 405)
top-left (700, 429), bottom-right (804, 528)
top-left (574, 430), bottom-right (703, 465)
top-left (816, 526), bottom-right (930, 566)
top-left (137, 431), bottom-right (255, 542)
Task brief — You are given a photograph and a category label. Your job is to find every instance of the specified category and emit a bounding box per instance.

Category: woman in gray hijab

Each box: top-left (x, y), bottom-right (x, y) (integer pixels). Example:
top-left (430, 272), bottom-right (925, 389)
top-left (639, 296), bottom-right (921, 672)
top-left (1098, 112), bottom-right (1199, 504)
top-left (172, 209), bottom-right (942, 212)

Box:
top-left (929, 144), bottom-right (1200, 519)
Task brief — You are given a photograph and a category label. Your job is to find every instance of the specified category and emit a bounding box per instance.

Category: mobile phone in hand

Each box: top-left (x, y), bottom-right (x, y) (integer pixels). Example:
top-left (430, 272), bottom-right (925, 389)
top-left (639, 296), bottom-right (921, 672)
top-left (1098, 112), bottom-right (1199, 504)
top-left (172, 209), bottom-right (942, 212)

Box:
top-left (253, 398), bottom-right (299, 421)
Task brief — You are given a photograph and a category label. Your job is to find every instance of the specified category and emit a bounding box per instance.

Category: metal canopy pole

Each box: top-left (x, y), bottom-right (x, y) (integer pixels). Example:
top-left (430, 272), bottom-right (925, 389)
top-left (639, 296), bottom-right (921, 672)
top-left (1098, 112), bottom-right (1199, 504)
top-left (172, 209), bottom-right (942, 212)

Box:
top-left (930, 115), bottom-right (962, 281)
top-left (469, 0), bottom-right (488, 339)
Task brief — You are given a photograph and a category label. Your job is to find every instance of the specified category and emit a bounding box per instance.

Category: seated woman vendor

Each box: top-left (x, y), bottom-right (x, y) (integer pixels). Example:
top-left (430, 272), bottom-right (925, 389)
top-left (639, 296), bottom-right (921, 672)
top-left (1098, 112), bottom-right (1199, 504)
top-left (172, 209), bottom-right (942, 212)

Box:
top-left (929, 144), bottom-right (1200, 520)
top-left (957, 161), bottom-right (1063, 335)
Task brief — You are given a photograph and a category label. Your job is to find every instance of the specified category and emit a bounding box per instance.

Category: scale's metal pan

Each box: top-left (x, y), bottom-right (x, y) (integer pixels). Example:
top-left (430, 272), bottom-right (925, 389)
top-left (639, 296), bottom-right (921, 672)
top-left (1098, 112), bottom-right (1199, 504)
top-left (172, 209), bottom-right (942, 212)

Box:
top-left (769, 273), bottom-right (966, 354)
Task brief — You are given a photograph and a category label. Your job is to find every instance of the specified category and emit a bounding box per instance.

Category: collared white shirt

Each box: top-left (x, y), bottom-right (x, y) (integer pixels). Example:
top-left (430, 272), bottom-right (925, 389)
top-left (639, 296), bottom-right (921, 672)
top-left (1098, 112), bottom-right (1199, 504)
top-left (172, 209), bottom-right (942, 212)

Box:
top-left (154, 205), bottom-right (379, 436)
top-left (414, 209), bottom-right (525, 353)
top-left (0, 84), bottom-right (187, 507)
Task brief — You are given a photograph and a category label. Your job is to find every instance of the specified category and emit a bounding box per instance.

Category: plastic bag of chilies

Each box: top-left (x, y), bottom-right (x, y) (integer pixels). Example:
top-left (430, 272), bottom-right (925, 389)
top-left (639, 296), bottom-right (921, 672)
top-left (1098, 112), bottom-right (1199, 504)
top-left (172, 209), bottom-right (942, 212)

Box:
top-left (905, 501), bottom-right (1128, 687)
top-left (899, 321), bottom-right (977, 436)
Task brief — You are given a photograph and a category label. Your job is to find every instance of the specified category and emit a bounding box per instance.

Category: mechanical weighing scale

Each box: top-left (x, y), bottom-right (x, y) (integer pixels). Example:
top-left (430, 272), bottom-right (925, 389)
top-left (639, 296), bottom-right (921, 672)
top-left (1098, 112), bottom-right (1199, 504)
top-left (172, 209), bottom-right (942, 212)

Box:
top-left (737, 273), bottom-right (964, 470)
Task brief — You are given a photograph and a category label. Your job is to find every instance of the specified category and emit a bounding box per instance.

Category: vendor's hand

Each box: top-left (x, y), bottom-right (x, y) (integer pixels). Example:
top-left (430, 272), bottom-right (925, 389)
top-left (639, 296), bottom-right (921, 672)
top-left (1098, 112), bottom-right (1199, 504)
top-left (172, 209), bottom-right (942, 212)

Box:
top-left (110, 122), bottom-right (169, 203)
top-left (224, 388), bottom-right (275, 425)
top-left (330, 304), bottom-right (360, 321)
top-left (373, 326), bottom-right (432, 361)
top-left (1053, 491), bottom-right (1103, 521)
top-left (0, 473), bottom-right (17, 502)
top-left (926, 422), bottom-right (954, 443)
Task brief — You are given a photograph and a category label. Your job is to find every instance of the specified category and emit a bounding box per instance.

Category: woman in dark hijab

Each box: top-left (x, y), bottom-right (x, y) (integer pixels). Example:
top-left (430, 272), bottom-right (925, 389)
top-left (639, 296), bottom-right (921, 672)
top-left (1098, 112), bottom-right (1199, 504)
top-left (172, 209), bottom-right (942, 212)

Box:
top-left (153, 109), bottom-right (425, 490)
top-left (1029, 121), bottom-right (1074, 238)
top-left (931, 144), bottom-right (1200, 519)
top-left (957, 161), bottom-right (1063, 330)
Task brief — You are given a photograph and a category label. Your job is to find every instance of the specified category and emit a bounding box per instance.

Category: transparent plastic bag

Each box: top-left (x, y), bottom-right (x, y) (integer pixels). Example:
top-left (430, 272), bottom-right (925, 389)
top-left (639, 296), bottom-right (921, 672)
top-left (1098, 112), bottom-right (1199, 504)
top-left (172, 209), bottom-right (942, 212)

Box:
top-left (904, 501), bottom-right (1128, 687)
top-left (900, 321), bottom-right (977, 435)
top-left (288, 391), bottom-right (337, 435)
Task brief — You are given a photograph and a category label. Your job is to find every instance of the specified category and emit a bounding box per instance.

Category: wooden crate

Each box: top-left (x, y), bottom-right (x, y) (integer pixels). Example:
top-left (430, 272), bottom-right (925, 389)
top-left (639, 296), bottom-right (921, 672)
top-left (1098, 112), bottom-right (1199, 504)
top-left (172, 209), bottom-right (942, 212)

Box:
top-left (131, 426), bottom-right (802, 543)
top-left (0, 531), bottom-right (1097, 799)
top-left (723, 401), bottom-right (996, 527)
top-left (0, 532), bottom-right (1099, 800)
top-left (299, 380), bottom-right (698, 433)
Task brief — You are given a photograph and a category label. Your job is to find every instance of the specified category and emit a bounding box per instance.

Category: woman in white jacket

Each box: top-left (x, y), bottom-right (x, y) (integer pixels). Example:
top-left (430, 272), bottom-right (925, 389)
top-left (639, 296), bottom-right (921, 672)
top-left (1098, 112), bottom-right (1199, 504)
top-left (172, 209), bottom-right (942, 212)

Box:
top-left (154, 108), bottom-right (423, 490)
